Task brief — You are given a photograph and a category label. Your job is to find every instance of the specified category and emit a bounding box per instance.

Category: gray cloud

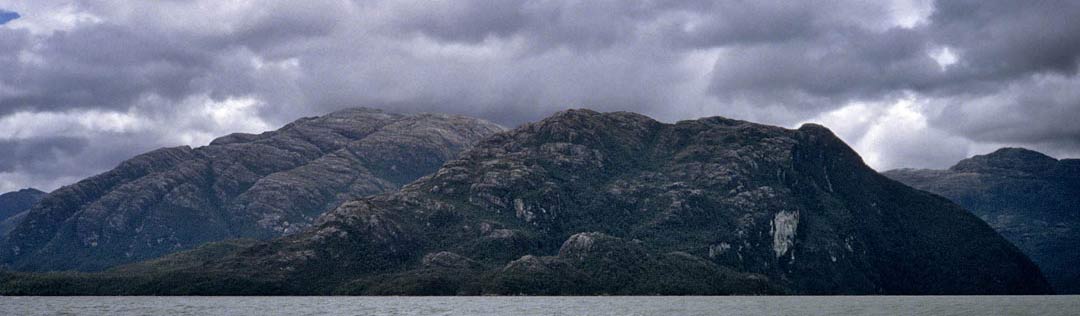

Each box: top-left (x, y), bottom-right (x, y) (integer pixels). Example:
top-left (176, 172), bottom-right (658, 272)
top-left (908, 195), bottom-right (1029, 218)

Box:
top-left (707, 27), bottom-right (940, 108)
top-left (933, 75), bottom-right (1080, 149)
top-left (930, 0), bottom-right (1080, 80)
top-left (0, 0), bottom-right (1079, 192)
top-left (0, 137), bottom-right (87, 173)
top-left (1, 23), bottom-right (215, 114)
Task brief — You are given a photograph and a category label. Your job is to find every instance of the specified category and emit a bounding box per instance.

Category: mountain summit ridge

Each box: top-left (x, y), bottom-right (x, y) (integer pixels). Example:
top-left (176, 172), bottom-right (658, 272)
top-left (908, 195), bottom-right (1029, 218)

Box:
top-left (950, 147), bottom-right (1061, 174)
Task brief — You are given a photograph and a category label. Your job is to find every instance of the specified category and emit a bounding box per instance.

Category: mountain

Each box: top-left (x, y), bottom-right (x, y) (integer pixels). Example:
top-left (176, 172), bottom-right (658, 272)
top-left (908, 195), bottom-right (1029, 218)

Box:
top-left (0, 188), bottom-right (46, 237)
top-left (0, 109), bottom-right (1049, 295)
top-left (0, 108), bottom-right (503, 272)
top-left (885, 148), bottom-right (1080, 293)
top-left (0, 189), bottom-right (46, 222)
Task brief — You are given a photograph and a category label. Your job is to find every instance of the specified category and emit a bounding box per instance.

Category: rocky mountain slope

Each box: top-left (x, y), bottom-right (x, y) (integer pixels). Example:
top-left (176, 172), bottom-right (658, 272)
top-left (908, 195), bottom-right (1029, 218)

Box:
top-left (885, 148), bottom-right (1080, 293)
top-left (0, 188), bottom-right (46, 237)
top-left (0, 109), bottom-right (503, 272)
top-left (0, 109), bottom-right (1048, 295)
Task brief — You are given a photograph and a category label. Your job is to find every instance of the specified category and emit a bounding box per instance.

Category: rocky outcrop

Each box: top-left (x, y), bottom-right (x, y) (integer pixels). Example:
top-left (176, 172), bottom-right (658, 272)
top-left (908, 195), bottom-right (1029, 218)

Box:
top-left (0, 188), bottom-right (46, 237)
top-left (0, 109), bottom-right (1051, 295)
top-left (422, 251), bottom-right (481, 270)
top-left (885, 148), bottom-right (1080, 293)
top-left (0, 108), bottom-right (503, 271)
top-left (483, 232), bottom-right (775, 295)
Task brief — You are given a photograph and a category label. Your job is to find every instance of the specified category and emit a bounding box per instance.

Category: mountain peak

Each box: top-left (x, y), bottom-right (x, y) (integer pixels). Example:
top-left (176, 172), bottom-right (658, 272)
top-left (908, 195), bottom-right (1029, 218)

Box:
top-left (12, 188), bottom-right (45, 195)
top-left (512, 109), bottom-right (661, 149)
top-left (538, 109), bottom-right (657, 128)
top-left (950, 147), bottom-right (1058, 173)
top-left (983, 147), bottom-right (1055, 161)
top-left (0, 188), bottom-right (47, 228)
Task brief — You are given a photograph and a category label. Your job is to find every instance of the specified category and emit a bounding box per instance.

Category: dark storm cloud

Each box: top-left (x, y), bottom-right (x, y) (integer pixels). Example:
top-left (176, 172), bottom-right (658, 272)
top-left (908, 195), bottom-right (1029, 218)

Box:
top-left (707, 27), bottom-right (941, 110)
top-left (0, 1), bottom-right (342, 116)
top-left (0, 23), bottom-right (215, 114)
top-left (930, 0), bottom-right (1080, 80)
top-left (0, 137), bottom-right (87, 173)
top-left (192, 1), bottom-right (342, 55)
top-left (0, 134), bottom-right (162, 192)
top-left (390, 0), bottom-right (530, 44)
top-left (922, 0), bottom-right (1080, 154)
top-left (699, 0), bottom-right (1080, 109)
top-left (686, 0), bottom-right (1080, 162)
top-left (2, 0), bottom-right (1080, 191)
top-left (358, 0), bottom-right (938, 122)
top-left (933, 75), bottom-right (1080, 149)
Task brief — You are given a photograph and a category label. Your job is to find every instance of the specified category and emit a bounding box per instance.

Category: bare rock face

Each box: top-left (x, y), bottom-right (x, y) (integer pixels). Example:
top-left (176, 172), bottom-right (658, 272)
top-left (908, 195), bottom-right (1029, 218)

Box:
top-left (885, 148), bottom-right (1080, 293)
top-left (0, 108), bottom-right (503, 271)
top-left (0, 109), bottom-right (1050, 295)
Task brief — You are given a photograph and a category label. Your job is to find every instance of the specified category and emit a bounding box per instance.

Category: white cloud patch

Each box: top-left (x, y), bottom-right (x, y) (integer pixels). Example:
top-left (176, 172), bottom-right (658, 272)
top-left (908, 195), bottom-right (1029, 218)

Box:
top-left (173, 95), bottom-right (273, 146)
top-left (0, 109), bottom-right (143, 140)
top-left (1, 3), bottom-right (102, 35)
top-left (889, 0), bottom-right (935, 29)
top-left (929, 46), bottom-right (958, 71)
top-left (803, 96), bottom-right (971, 170)
top-left (0, 94), bottom-right (271, 192)
top-left (0, 95), bottom-right (269, 146)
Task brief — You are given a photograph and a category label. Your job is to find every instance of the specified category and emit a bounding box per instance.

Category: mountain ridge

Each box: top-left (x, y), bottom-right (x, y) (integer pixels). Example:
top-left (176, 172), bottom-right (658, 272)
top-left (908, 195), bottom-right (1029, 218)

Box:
top-left (1, 108), bottom-right (504, 271)
top-left (0, 109), bottom-right (1048, 295)
top-left (885, 147), bottom-right (1080, 293)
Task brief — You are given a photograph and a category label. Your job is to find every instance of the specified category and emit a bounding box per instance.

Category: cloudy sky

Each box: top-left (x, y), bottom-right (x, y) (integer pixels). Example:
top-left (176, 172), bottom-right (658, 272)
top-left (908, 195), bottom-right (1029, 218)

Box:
top-left (0, 0), bottom-right (1079, 193)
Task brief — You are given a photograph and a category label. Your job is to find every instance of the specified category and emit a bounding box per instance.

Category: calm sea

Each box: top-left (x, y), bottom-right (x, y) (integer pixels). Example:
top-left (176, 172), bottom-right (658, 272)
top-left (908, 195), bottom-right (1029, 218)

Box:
top-left (1, 296), bottom-right (1078, 315)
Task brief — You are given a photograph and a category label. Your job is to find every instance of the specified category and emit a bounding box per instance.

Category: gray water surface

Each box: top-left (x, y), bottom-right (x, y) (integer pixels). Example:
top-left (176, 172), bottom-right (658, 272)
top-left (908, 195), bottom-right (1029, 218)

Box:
top-left (2, 296), bottom-right (1078, 315)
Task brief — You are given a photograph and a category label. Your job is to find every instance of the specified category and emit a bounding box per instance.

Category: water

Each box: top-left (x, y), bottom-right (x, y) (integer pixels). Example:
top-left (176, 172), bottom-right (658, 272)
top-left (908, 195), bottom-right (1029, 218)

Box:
top-left (1, 296), bottom-right (1078, 315)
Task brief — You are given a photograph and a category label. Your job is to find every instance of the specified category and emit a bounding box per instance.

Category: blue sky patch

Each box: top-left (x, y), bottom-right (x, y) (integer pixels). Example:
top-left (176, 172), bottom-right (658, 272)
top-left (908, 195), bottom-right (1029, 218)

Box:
top-left (0, 9), bottom-right (20, 25)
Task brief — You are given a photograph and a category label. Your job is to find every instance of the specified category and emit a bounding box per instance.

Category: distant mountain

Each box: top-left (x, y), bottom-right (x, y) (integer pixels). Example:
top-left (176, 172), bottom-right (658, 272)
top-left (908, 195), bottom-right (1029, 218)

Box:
top-left (0, 189), bottom-right (45, 222)
top-left (0, 110), bottom-right (1048, 295)
top-left (0, 108), bottom-right (503, 272)
top-left (885, 148), bottom-right (1080, 293)
top-left (0, 188), bottom-right (46, 237)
